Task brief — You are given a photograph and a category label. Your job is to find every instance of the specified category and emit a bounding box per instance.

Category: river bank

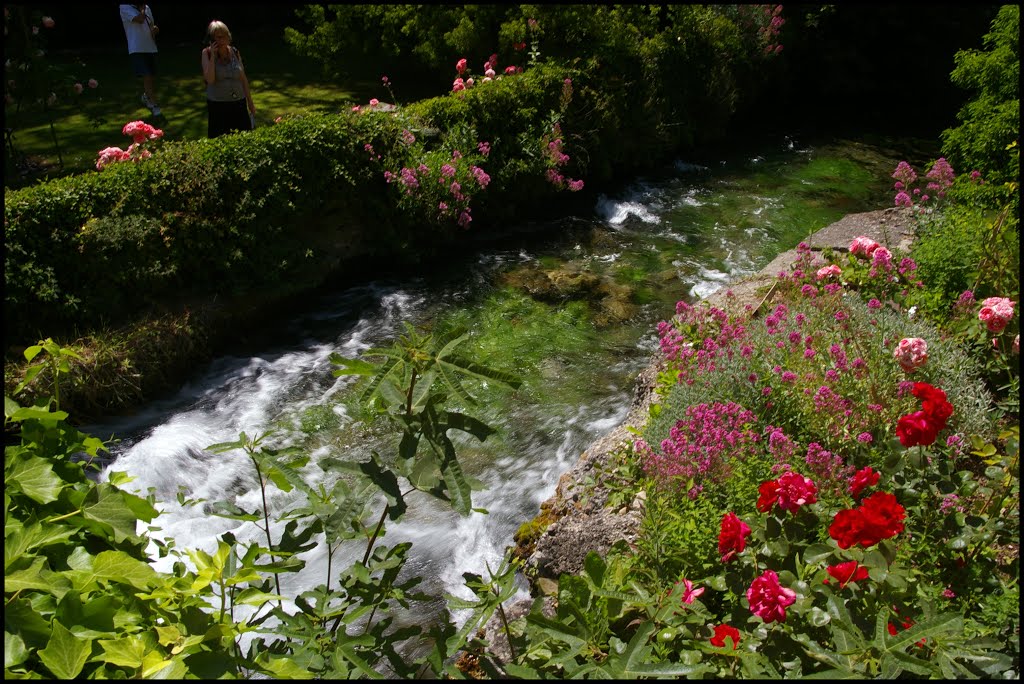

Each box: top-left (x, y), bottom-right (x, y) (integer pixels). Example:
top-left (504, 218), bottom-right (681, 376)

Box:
top-left (497, 207), bottom-right (917, 634)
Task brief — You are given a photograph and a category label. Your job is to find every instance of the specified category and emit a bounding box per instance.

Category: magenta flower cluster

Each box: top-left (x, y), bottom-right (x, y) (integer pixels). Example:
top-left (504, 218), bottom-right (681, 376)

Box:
top-left (636, 401), bottom-right (761, 496)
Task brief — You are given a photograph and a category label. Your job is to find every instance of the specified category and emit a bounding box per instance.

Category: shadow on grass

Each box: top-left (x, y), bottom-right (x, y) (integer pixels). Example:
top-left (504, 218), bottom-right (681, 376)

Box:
top-left (5, 35), bottom-right (438, 184)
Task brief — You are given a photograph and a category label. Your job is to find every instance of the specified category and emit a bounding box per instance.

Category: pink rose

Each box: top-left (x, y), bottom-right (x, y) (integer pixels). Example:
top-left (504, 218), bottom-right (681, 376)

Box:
top-left (465, 77), bottom-right (474, 88)
top-left (456, 58), bottom-right (467, 74)
top-left (893, 337), bottom-right (928, 372)
top-left (452, 78), bottom-right (465, 92)
top-left (505, 65), bottom-right (517, 75)
top-left (978, 297), bottom-right (1015, 333)
top-left (73, 82), bottom-right (84, 94)
top-left (88, 78), bottom-right (98, 88)
top-left (679, 578), bottom-right (705, 604)
top-left (369, 98), bottom-right (379, 106)
top-left (816, 264), bottom-right (841, 280)
top-left (484, 68), bottom-right (496, 79)
top-left (351, 105), bottom-right (361, 112)
top-left (747, 570), bottom-right (796, 624)
top-left (41, 16), bottom-right (55, 28)
top-left (849, 236), bottom-right (881, 257)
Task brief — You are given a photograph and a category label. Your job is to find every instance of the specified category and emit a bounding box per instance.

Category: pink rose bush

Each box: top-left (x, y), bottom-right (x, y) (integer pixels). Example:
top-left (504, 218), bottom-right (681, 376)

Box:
top-left (816, 264), bottom-right (841, 280)
top-left (747, 569), bottom-right (796, 624)
top-left (96, 120), bottom-right (164, 170)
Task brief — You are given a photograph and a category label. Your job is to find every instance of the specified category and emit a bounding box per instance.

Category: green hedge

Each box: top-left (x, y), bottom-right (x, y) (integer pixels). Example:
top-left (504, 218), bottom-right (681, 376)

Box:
top-left (6, 32), bottom-right (757, 344)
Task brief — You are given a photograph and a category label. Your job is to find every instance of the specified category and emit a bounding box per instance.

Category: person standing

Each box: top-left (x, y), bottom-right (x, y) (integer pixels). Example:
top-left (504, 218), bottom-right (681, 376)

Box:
top-left (201, 20), bottom-right (256, 138)
top-left (119, 4), bottom-right (162, 116)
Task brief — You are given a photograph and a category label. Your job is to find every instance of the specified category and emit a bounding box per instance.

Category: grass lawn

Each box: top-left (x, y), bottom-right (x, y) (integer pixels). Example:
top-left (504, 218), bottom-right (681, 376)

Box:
top-left (5, 28), bottom-right (446, 185)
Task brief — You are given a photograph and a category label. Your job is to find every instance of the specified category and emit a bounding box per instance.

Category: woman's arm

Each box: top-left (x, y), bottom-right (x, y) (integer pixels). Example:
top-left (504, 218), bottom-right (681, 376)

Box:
top-left (201, 47), bottom-right (216, 85)
top-left (237, 51), bottom-right (255, 113)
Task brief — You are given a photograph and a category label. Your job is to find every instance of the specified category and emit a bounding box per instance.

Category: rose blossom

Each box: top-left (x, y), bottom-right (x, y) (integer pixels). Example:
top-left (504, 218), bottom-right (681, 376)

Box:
top-left (816, 264), bottom-right (841, 280)
top-left (848, 466), bottom-right (879, 498)
top-left (829, 491), bottom-right (906, 549)
top-left (456, 58), bottom-right (467, 74)
top-left (88, 78), bottom-right (99, 88)
top-left (709, 624), bottom-right (740, 649)
top-left (849, 235), bottom-right (881, 257)
top-left (73, 82), bottom-right (84, 94)
top-left (747, 570), bottom-right (796, 624)
top-left (896, 410), bottom-right (939, 447)
top-left (893, 337), bottom-right (928, 372)
top-left (679, 578), bottom-right (705, 604)
top-left (757, 472), bottom-right (817, 514)
top-left (824, 561), bottom-right (870, 588)
top-left (978, 296), bottom-right (1015, 333)
top-left (718, 512), bottom-right (751, 563)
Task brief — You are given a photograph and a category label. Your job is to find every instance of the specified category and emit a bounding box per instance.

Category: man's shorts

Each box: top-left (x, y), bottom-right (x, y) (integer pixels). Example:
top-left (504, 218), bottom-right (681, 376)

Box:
top-left (129, 52), bottom-right (157, 77)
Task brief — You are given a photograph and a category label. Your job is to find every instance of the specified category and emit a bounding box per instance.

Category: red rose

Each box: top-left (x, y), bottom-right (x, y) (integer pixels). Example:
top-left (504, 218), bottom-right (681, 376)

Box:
top-left (709, 624), bottom-right (741, 649)
top-left (825, 560), bottom-right (870, 588)
top-left (756, 479), bottom-right (780, 512)
top-left (828, 507), bottom-right (865, 549)
top-left (912, 382), bottom-right (953, 427)
top-left (848, 466), bottom-right (880, 498)
top-left (896, 410), bottom-right (939, 447)
top-left (718, 511), bottom-right (751, 563)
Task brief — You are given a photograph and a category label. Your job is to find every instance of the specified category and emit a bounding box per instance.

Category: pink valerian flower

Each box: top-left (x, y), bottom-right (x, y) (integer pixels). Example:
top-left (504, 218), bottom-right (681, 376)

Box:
top-left (457, 209), bottom-right (472, 228)
top-left (849, 236), bottom-right (881, 257)
top-left (451, 149), bottom-right (463, 160)
top-left (893, 337), bottom-right (928, 372)
top-left (869, 247), bottom-right (893, 277)
top-left (456, 58), bottom-right (467, 74)
top-left (440, 163), bottom-right (456, 179)
top-left (925, 157), bottom-right (955, 196)
top-left (567, 179), bottom-right (584, 191)
top-left (816, 264), bottom-right (841, 280)
top-left (867, 298), bottom-right (882, 310)
top-left (892, 160), bottom-right (918, 188)
top-left (747, 570), bottom-right (796, 623)
top-left (978, 297), bottom-right (1015, 333)
top-left (470, 165), bottom-right (490, 188)
top-left (477, 141), bottom-right (491, 156)
top-left (679, 578), bottom-right (705, 604)
top-left (894, 191), bottom-right (913, 207)
top-left (401, 129), bottom-right (416, 146)
top-left (942, 588), bottom-right (956, 599)
top-left (399, 167), bottom-right (419, 191)
top-left (88, 78), bottom-right (99, 88)
top-left (73, 82), bottom-right (84, 94)
top-left (438, 201), bottom-right (448, 212)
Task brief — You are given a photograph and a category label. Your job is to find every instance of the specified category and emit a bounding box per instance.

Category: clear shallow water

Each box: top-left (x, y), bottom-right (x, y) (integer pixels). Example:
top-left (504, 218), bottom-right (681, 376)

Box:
top-left (86, 135), bottom-right (899, 636)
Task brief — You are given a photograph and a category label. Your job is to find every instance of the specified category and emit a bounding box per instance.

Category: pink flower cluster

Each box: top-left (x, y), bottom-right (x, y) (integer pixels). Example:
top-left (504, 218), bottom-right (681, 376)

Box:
top-left (542, 123), bottom-right (585, 192)
top-left (96, 120), bottom-right (163, 170)
top-left (849, 235), bottom-right (882, 257)
top-left (893, 337), bottom-right (928, 372)
top-left (452, 52), bottom-right (521, 92)
top-left (890, 158), bottom-right (956, 207)
top-left (637, 401), bottom-right (760, 497)
top-left (978, 297), bottom-right (1015, 333)
top-left (816, 264), bottom-right (841, 280)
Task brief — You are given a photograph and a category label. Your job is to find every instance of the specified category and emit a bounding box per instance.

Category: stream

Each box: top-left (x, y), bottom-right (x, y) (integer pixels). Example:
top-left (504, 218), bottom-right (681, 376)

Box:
top-left (88, 134), bottom-right (905, 644)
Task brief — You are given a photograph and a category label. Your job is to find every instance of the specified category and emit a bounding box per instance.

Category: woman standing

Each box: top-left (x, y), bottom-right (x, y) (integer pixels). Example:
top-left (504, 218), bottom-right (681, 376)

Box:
top-left (201, 20), bottom-right (255, 138)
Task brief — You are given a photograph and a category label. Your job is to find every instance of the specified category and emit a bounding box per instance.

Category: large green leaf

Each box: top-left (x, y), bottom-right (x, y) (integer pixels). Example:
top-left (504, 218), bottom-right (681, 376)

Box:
top-left (5, 522), bottom-right (76, 570)
top-left (4, 632), bottom-right (30, 669)
top-left (5, 556), bottom-right (71, 598)
top-left (67, 550), bottom-right (158, 590)
top-left (442, 411), bottom-right (496, 442)
top-left (38, 621), bottom-right (92, 679)
top-left (5, 455), bottom-right (64, 504)
top-left (81, 484), bottom-right (145, 543)
top-left (883, 612), bottom-right (962, 653)
top-left (434, 436), bottom-right (472, 516)
top-left (439, 354), bottom-right (522, 389)
top-left (357, 452), bottom-right (407, 520)
top-left (94, 635), bottom-right (147, 669)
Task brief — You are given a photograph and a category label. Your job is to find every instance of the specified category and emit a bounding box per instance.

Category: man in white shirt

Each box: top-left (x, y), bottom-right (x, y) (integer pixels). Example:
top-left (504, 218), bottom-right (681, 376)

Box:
top-left (119, 4), bottom-right (162, 116)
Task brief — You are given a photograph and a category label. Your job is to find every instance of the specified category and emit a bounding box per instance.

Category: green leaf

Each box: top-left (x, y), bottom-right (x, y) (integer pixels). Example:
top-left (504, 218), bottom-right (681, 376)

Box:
top-left (255, 653), bottom-right (316, 679)
top-left (883, 613), bottom-right (962, 652)
top-left (357, 452), bottom-right (406, 520)
top-left (5, 522), bottom-right (76, 570)
top-left (803, 543), bottom-right (834, 564)
top-left (69, 550), bottom-right (157, 590)
top-left (38, 621), bottom-right (92, 679)
top-left (435, 436), bottom-right (472, 516)
top-left (5, 556), bottom-right (71, 597)
top-left (443, 411), bottom-right (496, 442)
top-left (439, 355), bottom-right (522, 389)
top-left (9, 405), bottom-right (69, 423)
top-left (94, 635), bottom-right (147, 668)
top-left (329, 353), bottom-right (378, 376)
top-left (6, 455), bottom-right (64, 504)
top-left (5, 632), bottom-right (30, 669)
top-left (81, 484), bottom-right (145, 543)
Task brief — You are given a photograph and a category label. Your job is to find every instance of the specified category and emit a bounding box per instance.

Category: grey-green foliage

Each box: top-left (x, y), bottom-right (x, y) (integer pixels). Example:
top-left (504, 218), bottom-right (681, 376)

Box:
top-left (941, 4), bottom-right (1020, 185)
top-left (645, 292), bottom-right (995, 455)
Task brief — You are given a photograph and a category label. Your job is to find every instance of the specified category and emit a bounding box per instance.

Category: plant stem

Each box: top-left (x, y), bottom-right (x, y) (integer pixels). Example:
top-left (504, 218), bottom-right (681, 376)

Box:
top-left (496, 592), bottom-right (518, 662)
top-left (251, 456), bottom-right (283, 601)
top-left (45, 508), bottom-right (82, 523)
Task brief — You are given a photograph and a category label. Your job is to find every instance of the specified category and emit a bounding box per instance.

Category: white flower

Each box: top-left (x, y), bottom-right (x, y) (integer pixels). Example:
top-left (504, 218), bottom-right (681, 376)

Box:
top-left (907, 306), bottom-right (917, 319)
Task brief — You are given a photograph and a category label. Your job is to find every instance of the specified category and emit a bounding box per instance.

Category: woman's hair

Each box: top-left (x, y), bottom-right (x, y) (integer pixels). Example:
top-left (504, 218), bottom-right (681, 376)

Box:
top-left (206, 20), bottom-right (231, 42)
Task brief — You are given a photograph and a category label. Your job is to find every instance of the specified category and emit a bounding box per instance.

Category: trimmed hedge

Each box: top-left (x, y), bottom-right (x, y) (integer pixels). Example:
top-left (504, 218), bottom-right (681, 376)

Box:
top-left (6, 23), bottom-right (758, 345)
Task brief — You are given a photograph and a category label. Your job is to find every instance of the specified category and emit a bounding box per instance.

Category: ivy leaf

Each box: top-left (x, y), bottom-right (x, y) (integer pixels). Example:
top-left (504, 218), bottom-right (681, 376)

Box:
top-left (81, 484), bottom-right (144, 543)
top-left (95, 634), bottom-right (147, 668)
top-left (38, 621), bottom-right (93, 679)
top-left (4, 631), bottom-right (30, 669)
top-left (6, 454), bottom-right (65, 504)
top-left (5, 556), bottom-right (71, 598)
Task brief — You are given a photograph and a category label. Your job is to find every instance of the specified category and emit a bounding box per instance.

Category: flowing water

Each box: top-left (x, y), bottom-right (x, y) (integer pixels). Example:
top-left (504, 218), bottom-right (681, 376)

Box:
top-left (88, 135), bottom-right (904, 641)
